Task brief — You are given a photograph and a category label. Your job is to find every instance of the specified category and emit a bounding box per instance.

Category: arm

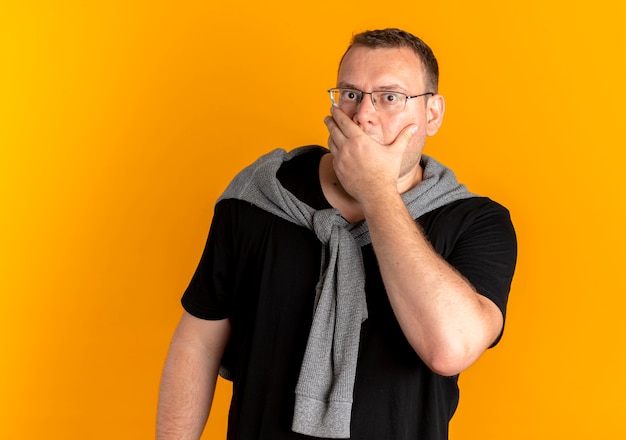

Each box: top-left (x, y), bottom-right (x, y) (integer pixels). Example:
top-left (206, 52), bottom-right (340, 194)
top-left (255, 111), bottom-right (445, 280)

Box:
top-left (325, 107), bottom-right (502, 376)
top-left (361, 192), bottom-right (503, 376)
top-left (156, 311), bottom-right (231, 440)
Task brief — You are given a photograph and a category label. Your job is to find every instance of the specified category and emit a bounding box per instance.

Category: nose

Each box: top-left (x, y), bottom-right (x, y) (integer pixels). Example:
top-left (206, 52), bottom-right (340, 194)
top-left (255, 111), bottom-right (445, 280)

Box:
top-left (352, 92), bottom-right (376, 126)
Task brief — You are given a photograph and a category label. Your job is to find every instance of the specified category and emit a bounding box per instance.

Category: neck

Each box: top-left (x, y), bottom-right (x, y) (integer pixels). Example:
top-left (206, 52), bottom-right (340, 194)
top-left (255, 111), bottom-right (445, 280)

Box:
top-left (318, 154), bottom-right (424, 223)
top-left (319, 154), bottom-right (365, 223)
top-left (396, 159), bottom-right (424, 194)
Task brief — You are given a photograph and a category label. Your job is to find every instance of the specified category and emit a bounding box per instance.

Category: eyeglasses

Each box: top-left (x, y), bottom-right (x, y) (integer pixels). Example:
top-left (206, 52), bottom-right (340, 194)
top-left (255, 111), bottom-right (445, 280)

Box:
top-left (327, 88), bottom-right (434, 113)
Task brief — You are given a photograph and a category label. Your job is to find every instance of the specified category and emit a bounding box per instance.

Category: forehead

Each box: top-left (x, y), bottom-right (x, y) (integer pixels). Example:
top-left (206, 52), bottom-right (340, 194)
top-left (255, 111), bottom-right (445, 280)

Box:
top-left (337, 46), bottom-right (425, 91)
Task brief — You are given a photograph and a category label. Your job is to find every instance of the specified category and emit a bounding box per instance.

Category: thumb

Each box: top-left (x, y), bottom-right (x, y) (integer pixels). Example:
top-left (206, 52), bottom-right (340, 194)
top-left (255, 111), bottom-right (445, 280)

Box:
top-left (393, 124), bottom-right (419, 149)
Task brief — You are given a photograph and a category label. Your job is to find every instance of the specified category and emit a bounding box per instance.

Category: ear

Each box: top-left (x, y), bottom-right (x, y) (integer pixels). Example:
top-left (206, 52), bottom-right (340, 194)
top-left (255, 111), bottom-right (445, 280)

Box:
top-left (426, 94), bottom-right (445, 136)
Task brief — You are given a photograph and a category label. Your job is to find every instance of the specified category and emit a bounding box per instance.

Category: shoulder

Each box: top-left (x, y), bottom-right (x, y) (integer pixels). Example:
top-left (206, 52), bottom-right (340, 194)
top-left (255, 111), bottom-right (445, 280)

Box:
top-left (418, 196), bottom-right (517, 264)
top-left (425, 196), bottom-right (511, 219)
top-left (420, 197), bottom-right (514, 237)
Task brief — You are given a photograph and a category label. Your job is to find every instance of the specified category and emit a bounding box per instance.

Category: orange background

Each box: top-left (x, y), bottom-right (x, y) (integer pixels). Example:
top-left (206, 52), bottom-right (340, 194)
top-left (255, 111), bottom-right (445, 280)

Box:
top-left (1, 1), bottom-right (625, 439)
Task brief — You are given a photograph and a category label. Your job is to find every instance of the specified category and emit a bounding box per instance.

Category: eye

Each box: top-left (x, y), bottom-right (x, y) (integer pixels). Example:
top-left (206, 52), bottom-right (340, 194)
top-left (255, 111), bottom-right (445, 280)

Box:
top-left (341, 89), bottom-right (360, 102)
top-left (380, 93), bottom-right (400, 103)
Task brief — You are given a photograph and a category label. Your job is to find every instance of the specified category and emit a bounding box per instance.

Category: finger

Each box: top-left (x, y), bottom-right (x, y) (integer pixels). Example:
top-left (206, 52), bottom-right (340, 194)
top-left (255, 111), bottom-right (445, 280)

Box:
top-left (392, 124), bottom-right (419, 150)
top-left (324, 115), bottom-right (335, 131)
top-left (327, 135), bottom-right (337, 155)
top-left (330, 106), bottom-right (361, 138)
top-left (325, 113), bottom-right (347, 145)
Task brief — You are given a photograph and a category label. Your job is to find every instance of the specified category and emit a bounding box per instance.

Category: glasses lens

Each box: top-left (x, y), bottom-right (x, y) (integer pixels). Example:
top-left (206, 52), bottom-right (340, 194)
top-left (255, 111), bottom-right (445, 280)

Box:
top-left (330, 89), bottom-right (360, 112)
top-left (372, 92), bottom-right (406, 112)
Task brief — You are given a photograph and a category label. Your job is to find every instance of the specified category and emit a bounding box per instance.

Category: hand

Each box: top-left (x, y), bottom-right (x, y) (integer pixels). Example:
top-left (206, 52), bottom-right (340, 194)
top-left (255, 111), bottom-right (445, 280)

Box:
top-left (324, 106), bottom-right (418, 204)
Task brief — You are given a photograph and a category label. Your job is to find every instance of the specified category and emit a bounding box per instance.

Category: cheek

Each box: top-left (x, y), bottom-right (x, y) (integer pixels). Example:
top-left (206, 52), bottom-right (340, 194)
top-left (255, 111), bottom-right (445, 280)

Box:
top-left (382, 120), bottom-right (413, 145)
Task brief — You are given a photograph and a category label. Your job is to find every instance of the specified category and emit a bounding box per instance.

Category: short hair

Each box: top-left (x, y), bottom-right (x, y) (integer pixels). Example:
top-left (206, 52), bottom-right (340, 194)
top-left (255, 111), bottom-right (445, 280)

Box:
top-left (340, 28), bottom-right (439, 93)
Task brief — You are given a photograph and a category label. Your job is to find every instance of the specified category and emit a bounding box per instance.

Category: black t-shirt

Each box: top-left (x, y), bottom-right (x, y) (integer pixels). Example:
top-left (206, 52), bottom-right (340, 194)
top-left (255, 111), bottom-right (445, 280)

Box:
top-left (182, 146), bottom-right (517, 440)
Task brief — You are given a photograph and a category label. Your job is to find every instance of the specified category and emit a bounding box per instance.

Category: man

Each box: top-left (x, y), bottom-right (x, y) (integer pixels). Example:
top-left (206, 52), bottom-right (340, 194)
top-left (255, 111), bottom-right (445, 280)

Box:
top-left (157, 28), bottom-right (517, 440)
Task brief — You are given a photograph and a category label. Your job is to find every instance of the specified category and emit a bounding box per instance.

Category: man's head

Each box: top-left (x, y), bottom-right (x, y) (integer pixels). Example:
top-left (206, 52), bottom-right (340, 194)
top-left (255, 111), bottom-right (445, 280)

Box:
top-left (340, 28), bottom-right (439, 94)
top-left (331, 28), bottom-right (445, 180)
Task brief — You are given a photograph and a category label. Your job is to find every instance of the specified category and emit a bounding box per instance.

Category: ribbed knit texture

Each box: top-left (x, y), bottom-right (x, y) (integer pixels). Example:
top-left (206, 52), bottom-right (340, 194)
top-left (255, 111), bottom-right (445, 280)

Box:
top-left (217, 146), bottom-right (475, 438)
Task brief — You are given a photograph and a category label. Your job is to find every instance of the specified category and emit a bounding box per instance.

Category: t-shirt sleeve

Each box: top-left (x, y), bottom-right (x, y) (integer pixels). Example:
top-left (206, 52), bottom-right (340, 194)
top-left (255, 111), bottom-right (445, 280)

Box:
top-left (447, 199), bottom-right (517, 344)
top-left (181, 199), bottom-right (235, 320)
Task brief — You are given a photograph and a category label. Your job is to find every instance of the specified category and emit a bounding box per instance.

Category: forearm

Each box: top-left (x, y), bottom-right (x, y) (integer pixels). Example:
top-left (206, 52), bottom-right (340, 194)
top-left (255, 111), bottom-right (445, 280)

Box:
top-left (362, 192), bottom-right (502, 376)
top-left (157, 314), bottom-right (231, 440)
top-left (156, 345), bottom-right (215, 439)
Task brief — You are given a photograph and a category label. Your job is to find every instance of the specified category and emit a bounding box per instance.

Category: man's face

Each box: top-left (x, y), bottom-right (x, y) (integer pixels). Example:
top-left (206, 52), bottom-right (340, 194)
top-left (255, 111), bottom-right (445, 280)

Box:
top-left (336, 46), bottom-right (436, 175)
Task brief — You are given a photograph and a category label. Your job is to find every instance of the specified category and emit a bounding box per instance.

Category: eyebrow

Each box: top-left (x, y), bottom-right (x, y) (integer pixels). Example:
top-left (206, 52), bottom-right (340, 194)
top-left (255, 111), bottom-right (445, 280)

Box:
top-left (336, 82), bottom-right (410, 93)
